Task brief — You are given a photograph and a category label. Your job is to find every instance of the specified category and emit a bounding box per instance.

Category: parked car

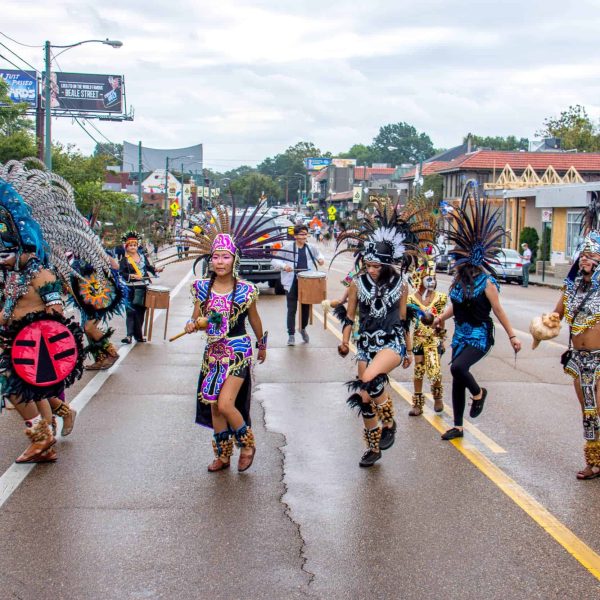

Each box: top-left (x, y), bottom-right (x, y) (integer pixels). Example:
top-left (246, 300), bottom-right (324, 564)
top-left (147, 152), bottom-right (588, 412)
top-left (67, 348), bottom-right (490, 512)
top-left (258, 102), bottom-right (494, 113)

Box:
top-left (435, 252), bottom-right (451, 273)
top-left (445, 248), bottom-right (523, 285)
top-left (494, 248), bottom-right (524, 285)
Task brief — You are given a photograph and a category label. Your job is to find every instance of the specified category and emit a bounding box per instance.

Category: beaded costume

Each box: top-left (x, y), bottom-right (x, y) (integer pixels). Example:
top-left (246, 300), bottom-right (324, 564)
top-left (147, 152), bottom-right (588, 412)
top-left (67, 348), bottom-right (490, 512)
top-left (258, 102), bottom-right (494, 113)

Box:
top-left (193, 278), bottom-right (258, 425)
top-left (561, 195), bottom-right (600, 468)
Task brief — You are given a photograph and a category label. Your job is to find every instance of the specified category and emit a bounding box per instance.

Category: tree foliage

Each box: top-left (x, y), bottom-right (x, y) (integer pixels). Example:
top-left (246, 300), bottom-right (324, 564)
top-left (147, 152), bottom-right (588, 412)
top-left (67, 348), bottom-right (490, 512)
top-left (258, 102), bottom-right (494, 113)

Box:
top-left (337, 143), bottom-right (381, 166)
top-left (258, 141), bottom-right (320, 180)
top-left (229, 172), bottom-right (281, 206)
top-left (371, 122), bottom-right (435, 165)
top-left (537, 105), bottom-right (600, 152)
top-left (0, 130), bottom-right (37, 163)
top-left (464, 134), bottom-right (529, 151)
top-left (94, 142), bottom-right (123, 163)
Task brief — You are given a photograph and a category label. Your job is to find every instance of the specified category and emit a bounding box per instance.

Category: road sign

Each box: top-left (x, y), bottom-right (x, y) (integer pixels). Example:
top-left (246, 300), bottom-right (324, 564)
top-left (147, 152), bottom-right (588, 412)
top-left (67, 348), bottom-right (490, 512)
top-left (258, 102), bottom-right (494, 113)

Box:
top-left (170, 201), bottom-right (179, 212)
top-left (329, 214), bottom-right (336, 221)
top-left (542, 209), bottom-right (553, 223)
top-left (327, 206), bottom-right (337, 216)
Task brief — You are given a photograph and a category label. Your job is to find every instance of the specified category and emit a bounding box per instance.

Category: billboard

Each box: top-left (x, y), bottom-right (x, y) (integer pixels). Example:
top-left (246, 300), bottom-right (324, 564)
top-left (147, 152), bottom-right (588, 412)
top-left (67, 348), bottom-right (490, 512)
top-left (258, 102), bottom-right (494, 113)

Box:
top-left (42, 72), bottom-right (124, 113)
top-left (0, 69), bottom-right (37, 107)
top-left (304, 157), bottom-right (332, 171)
top-left (332, 158), bottom-right (357, 168)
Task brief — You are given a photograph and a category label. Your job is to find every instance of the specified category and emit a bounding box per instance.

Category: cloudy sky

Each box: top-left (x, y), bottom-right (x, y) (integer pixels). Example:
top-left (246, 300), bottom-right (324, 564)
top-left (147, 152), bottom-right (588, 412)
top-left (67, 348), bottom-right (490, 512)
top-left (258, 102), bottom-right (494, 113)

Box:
top-left (2, 0), bottom-right (600, 171)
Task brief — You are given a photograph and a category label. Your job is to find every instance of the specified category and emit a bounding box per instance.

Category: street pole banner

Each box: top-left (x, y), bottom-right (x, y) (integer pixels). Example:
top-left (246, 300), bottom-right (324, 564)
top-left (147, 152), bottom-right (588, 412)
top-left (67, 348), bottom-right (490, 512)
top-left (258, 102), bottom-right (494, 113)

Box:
top-left (42, 72), bottom-right (124, 113)
top-left (352, 186), bottom-right (362, 204)
top-left (0, 69), bottom-right (37, 107)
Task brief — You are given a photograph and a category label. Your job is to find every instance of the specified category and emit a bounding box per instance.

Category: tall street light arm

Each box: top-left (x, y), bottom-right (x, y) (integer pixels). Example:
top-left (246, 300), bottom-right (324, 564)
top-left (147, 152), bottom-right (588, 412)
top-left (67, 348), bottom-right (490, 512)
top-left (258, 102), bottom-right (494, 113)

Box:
top-left (44, 38), bottom-right (123, 170)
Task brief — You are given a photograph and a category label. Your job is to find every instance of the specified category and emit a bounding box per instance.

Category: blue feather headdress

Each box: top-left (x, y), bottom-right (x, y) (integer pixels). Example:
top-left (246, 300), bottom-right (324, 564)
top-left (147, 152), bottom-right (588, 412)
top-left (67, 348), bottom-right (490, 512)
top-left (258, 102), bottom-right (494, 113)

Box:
top-left (0, 178), bottom-right (47, 264)
top-left (446, 180), bottom-right (507, 274)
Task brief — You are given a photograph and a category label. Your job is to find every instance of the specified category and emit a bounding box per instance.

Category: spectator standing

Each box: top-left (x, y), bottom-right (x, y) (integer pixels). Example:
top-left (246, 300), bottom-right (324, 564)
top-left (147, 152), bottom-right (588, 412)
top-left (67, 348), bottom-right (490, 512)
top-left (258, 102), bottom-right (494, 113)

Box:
top-left (521, 243), bottom-right (532, 287)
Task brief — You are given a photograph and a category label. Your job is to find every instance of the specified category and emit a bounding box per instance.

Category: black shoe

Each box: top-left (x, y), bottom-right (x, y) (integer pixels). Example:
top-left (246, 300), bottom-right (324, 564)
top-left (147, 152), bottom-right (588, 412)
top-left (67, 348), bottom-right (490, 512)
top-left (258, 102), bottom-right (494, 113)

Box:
top-left (441, 427), bottom-right (463, 440)
top-left (469, 388), bottom-right (488, 418)
top-left (359, 449), bottom-right (382, 467)
top-left (380, 421), bottom-right (396, 451)
top-left (121, 336), bottom-right (132, 344)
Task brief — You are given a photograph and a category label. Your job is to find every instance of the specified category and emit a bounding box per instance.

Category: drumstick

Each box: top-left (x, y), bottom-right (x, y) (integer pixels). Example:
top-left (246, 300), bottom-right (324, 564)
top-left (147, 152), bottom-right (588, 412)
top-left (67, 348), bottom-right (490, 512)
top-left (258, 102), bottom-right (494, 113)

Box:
top-left (169, 330), bottom-right (188, 342)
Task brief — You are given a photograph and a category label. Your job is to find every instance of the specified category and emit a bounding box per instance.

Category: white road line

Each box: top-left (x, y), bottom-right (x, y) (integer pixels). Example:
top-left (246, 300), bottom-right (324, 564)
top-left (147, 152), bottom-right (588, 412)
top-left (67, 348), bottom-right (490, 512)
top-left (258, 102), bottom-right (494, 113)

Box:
top-left (0, 269), bottom-right (193, 509)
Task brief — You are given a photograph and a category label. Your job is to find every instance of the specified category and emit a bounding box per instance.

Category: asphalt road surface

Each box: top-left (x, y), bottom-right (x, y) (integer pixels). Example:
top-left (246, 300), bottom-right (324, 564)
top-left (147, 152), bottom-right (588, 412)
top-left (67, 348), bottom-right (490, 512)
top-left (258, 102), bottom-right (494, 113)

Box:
top-left (1, 243), bottom-right (599, 600)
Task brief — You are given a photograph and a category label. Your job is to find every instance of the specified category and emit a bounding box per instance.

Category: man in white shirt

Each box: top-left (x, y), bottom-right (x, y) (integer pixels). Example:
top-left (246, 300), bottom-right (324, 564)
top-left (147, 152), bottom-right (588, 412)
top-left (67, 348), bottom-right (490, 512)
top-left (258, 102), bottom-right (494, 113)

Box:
top-left (521, 242), bottom-right (532, 287)
top-left (271, 224), bottom-right (324, 345)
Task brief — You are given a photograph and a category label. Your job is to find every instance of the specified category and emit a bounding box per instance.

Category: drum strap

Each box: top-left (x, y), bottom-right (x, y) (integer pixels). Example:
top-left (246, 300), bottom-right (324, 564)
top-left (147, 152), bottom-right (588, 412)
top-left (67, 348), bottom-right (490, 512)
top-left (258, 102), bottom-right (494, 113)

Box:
top-left (294, 243), bottom-right (318, 270)
top-left (126, 255), bottom-right (143, 279)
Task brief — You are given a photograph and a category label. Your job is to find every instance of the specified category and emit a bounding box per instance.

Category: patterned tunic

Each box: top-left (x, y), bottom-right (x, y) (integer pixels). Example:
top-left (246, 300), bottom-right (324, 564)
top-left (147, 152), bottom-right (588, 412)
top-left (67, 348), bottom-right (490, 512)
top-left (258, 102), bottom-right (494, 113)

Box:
top-left (449, 273), bottom-right (498, 358)
top-left (355, 273), bottom-right (407, 363)
top-left (192, 278), bottom-right (258, 404)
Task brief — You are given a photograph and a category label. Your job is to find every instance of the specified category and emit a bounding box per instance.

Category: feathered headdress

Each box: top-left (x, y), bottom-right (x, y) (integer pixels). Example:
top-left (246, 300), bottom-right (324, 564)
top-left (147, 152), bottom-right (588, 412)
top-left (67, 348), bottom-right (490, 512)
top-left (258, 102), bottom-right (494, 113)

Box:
top-left (446, 180), bottom-right (506, 274)
top-left (157, 199), bottom-right (290, 276)
top-left (121, 229), bottom-right (143, 245)
top-left (331, 197), bottom-right (433, 271)
top-left (565, 191), bottom-right (600, 285)
top-left (0, 159), bottom-right (115, 284)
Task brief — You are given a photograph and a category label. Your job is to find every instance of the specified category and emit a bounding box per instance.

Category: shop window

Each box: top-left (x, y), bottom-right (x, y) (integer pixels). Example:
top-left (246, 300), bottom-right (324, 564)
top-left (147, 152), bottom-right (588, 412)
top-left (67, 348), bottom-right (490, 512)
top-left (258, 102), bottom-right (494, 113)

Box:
top-left (566, 210), bottom-right (584, 259)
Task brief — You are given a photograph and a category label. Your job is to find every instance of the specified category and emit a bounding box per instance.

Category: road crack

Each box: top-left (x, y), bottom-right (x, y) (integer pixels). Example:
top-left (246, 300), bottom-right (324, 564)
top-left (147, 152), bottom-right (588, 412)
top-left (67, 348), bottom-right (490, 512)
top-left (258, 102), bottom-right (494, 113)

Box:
top-left (255, 384), bottom-right (316, 591)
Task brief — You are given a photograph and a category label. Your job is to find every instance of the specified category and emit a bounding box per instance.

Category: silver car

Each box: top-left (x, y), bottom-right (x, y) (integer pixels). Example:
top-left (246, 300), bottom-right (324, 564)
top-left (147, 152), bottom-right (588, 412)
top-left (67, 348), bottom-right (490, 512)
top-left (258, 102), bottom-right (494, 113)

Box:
top-left (495, 248), bottom-right (524, 285)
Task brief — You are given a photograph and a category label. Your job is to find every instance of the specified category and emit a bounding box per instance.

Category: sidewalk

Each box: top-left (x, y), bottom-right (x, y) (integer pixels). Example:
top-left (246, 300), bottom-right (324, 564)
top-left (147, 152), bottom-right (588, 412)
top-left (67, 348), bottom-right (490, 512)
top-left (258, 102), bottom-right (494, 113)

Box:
top-left (529, 272), bottom-right (565, 290)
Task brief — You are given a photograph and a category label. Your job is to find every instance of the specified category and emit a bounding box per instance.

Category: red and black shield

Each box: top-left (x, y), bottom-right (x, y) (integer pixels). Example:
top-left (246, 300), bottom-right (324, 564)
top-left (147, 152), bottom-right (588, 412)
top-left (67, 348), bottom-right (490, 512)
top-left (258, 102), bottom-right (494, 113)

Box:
top-left (11, 319), bottom-right (79, 386)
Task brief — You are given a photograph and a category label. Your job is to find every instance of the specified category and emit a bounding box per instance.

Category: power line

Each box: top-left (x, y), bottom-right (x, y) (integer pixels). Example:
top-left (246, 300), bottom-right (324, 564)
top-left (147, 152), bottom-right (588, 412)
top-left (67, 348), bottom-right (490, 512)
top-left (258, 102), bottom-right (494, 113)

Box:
top-left (0, 32), bottom-right (42, 48)
top-left (0, 41), bottom-right (39, 75)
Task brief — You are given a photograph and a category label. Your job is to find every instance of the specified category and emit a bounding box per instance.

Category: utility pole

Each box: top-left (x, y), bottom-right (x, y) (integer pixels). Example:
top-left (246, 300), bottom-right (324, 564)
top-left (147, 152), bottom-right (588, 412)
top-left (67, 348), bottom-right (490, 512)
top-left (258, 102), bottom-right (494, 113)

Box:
top-left (137, 140), bottom-right (142, 205)
top-left (44, 41), bottom-right (52, 169)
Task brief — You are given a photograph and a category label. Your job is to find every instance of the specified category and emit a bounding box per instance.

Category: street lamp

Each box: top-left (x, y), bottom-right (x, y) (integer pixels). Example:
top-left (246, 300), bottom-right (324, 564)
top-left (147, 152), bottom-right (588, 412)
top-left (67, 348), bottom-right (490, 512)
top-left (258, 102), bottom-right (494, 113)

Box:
top-left (293, 172), bottom-right (308, 210)
top-left (164, 154), bottom-right (193, 222)
top-left (44, 38), bottom-right (122, 169)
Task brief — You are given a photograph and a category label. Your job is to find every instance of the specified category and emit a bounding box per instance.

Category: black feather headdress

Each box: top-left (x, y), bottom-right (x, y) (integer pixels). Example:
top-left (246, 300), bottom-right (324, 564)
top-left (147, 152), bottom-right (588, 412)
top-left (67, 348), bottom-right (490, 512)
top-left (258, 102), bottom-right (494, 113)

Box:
top-left (331, 197), bottom-right (433, 271)
top-left (446, 180), bottom-right (507, 274)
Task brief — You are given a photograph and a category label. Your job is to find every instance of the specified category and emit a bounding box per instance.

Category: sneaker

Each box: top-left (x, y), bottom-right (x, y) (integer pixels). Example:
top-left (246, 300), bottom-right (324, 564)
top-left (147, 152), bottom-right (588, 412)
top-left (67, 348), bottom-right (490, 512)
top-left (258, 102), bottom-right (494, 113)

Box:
top-left (287, 335), bottom-right (295, 346)
top-left (359, 449), bottom-right (382, 467)
top-left (380, 421), bottom-right (396, 451)
top-left (441, 427), bottom-right (463, 440)
top-left (300, 329), bottom-right (309, 343)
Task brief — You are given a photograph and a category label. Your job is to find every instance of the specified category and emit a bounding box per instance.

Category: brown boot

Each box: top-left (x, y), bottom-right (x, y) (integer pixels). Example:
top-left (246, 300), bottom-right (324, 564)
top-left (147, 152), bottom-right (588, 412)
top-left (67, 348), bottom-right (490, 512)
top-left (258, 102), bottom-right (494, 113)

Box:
top-left (234, 425), bottom-right (256, 472)
top-left (208, 431), bottom-right (233, 472)
top-left (432, 383), bottom-right (444, 413)
top-left (53, 401), bottom-right (77, 437)
top-left (28, 447), bottom-right (58, 463)
top-left (15, 419), bottom-right (56, 463)
top-left (408, 393), bottom-right (425, 416)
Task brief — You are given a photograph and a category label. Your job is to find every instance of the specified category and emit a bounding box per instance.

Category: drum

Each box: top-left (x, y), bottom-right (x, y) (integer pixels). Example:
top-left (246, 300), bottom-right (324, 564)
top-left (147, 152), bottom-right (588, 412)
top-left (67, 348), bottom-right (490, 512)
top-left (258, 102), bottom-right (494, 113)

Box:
top-left (145, 285), bottom-right (170, 309)
top-left (298, 271), bottom-right (327, 304)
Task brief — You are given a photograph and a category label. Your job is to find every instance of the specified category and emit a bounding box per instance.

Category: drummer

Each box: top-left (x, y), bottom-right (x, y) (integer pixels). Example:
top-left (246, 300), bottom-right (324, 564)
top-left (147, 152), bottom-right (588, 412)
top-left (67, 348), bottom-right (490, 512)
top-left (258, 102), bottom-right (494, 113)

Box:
top-left (119, 230), bottom-right (163, 344)
top-left (272, 223), bottom-right (324, 346)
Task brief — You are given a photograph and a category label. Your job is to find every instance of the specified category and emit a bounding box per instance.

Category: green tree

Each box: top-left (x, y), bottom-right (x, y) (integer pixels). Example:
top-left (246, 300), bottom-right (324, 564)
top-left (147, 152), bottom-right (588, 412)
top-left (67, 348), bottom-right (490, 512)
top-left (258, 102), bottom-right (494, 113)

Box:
top-left (258, 141), bottom-right (322, 180)
top-left (537, 105), bottom-right (600, 152)
top-left (0, 130), bottom-right (37, 163)
top-left (229, 172), bottom-right (281, 206)
top-left (52, 143), bottom-right (112, 187)
top-left (94, 142), bottom-right (123, 163)
top-left (464, 134), bottom-right (529, 151)
top-left (371, 122), bottom-right (435, 165)
top-left (337, 143), bottom-right (381, 166)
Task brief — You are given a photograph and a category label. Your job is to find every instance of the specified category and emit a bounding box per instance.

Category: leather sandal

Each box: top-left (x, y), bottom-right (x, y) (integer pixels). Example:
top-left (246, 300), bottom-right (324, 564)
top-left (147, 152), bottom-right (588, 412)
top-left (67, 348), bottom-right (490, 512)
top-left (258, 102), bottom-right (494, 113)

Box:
top-left (15, 436), bottom-right (56, 463)
top-left (576, 465), bottom-right (600, 480)
top-left (207, 458), bottom-right (230, 472)
top-left (28, 448), bottom-right (58, 463)
top-left (238, 447), bottom-right (256, 472)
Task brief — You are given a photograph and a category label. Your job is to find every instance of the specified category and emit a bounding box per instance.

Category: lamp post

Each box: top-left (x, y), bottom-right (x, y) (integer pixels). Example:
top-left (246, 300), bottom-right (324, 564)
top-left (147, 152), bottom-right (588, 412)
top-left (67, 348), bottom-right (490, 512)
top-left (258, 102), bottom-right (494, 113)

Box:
top-left (44, 38), bottom-right (122, 170)
top-left (164, 154), bottom-right (193, 222)
top-left (293, 172), bottom-right (308, 211)
top-left (179, 160), bottom-right (202, 227)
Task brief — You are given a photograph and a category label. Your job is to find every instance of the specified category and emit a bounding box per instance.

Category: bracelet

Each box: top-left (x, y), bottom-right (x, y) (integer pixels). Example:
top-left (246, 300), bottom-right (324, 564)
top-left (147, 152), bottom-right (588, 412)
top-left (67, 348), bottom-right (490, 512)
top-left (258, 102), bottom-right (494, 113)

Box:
top-left (186, 318), bottom-right (196, 325)
top-left (509, 335), bottom-right (516, 340)
top-left (256, 331), bottom-right (268, 351)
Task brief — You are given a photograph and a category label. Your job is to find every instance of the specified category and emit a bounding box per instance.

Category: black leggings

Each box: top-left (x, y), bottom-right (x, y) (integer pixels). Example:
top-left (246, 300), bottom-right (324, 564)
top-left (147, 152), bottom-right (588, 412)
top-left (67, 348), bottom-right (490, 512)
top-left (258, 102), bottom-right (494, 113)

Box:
top-left (450, 346), bottom-right (486, 426)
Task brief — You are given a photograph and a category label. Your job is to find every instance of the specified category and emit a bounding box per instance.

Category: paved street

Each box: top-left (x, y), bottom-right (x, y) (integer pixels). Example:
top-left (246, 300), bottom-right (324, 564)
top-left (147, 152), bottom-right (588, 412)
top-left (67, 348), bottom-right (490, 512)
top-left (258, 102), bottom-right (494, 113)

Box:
top-left (2, 245), bottom-right (600, 599)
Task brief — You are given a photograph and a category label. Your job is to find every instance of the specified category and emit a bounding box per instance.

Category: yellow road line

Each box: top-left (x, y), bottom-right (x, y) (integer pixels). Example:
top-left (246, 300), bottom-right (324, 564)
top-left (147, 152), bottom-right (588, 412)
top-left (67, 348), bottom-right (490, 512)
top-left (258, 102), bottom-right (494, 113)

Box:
top-left (313, 307), bottom-right (600, 581)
